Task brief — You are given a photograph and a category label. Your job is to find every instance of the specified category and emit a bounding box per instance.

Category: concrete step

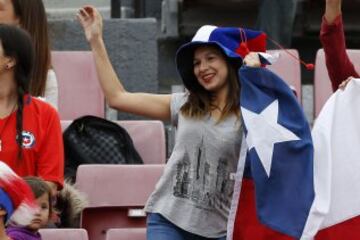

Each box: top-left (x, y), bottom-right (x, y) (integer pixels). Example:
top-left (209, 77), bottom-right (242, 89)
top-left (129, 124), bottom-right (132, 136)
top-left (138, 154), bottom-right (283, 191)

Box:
top-left (44, 0), bottom-right (110, 19)
top-left (43, 0), bottom-right (109, 9)
top-left (46, 7), bottom-right (110, 20)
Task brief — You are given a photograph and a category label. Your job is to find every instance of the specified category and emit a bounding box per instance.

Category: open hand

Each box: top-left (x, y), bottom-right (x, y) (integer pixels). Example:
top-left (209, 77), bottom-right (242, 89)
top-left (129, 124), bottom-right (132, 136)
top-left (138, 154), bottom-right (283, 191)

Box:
top-left (77, 6), bottom-right (103, 44)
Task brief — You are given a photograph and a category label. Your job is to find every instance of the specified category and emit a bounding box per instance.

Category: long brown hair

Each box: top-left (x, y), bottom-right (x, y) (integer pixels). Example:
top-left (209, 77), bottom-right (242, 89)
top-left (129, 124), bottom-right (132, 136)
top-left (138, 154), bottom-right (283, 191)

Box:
top-left (180, 58), bottom-right (240, 122)
top-left (12, 0), bottom-right (51, 97)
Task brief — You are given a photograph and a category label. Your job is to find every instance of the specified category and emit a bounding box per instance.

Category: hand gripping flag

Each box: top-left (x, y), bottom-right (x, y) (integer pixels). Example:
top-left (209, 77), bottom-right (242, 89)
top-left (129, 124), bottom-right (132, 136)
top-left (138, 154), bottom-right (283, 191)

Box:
top-left (0, 162), bottom-right (37, 225)
top-left (227, 67), bottom-right (315, 239)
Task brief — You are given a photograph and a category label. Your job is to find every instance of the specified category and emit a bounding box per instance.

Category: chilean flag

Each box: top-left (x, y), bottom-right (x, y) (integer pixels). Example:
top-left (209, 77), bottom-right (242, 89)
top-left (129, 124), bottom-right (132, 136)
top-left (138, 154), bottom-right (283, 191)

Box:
top-left (309, 78), bottom-right (360, 239)
top-left (227, 67), bottom-right (315, 239)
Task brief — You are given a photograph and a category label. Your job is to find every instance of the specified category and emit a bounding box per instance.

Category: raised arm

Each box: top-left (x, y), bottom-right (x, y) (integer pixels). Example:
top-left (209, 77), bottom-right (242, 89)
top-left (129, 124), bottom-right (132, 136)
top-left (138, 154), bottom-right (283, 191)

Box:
top-left (320, 0), bottom-right (359, 91)
top-left (324, 0), bottom-right (341, 24)
top-left (77, 6), bottom-right (171, 121)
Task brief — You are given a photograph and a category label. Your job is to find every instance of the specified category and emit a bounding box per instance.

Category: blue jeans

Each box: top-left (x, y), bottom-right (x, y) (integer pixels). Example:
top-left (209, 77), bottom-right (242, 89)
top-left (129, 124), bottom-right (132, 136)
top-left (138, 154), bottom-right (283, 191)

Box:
top-left (147, 213), bottom-right (226, 240)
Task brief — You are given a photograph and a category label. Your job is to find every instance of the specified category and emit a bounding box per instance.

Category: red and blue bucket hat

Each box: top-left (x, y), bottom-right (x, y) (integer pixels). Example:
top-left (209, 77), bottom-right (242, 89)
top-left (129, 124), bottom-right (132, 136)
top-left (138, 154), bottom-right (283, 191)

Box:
top-left (176, 25), bottom-right (267, 92)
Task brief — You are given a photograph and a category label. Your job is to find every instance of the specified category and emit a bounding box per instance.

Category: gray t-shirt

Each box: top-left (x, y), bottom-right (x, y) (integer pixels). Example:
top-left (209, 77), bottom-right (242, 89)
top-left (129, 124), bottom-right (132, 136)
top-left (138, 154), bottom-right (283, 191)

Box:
top-left (145, 92), bottom-right (242, 238)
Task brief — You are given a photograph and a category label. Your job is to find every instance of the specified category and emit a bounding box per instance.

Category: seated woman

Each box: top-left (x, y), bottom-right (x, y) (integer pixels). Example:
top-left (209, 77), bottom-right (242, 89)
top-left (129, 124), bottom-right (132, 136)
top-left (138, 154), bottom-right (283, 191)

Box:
top-left (0, 24), bottom-right (64, 194)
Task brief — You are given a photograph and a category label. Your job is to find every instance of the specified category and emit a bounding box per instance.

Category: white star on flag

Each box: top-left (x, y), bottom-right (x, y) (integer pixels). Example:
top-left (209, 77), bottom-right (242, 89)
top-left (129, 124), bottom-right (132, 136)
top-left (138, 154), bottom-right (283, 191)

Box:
top-left (241, 100), bottom-right (300, 177)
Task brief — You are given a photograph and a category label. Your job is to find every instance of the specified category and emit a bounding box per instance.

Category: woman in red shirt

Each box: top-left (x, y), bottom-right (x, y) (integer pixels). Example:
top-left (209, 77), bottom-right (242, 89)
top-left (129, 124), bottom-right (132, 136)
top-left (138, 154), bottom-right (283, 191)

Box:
top-left (0, 24), bottom-right (64, 194)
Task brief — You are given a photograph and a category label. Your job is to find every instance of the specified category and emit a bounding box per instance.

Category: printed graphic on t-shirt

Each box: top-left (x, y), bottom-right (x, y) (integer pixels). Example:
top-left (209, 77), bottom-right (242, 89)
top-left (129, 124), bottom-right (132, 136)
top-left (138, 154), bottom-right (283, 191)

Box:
top-left (173, 137), bottom-right (235, 211)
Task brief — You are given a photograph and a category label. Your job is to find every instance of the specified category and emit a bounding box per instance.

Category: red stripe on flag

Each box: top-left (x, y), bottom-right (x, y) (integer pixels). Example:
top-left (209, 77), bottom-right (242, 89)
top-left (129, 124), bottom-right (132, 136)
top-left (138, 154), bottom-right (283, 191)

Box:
top-left (233, 179), bottom-right (294, 240)
top-left (315, 215), bottom-right (360, 239)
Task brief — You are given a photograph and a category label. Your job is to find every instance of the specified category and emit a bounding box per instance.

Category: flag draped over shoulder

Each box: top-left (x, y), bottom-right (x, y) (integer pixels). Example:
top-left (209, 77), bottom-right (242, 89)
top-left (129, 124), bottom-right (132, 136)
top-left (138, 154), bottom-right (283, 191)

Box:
top-left (228, 67), bottom-right (315, 239)
top-left (307, 78), bottom-right (360, 239)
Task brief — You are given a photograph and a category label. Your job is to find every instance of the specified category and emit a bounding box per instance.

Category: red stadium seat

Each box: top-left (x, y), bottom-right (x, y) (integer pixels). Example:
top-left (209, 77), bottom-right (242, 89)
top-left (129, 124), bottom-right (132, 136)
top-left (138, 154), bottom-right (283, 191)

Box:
top-left (39, 228), bottom-right (89, 240)
top-left (115, 120), bottom-right (166, 164)
top-left (61, 120), bottom-right (166, 164)
top-left (51, 51), bottom-right (105, 120)
top-left (60, 120), bottom-right (72, 132)
top-left (314, 49), bottom-right (360, 117)
top-left (105, 228), bottom-right (146, 240)
top-left (76, 164), bottom-right (164, 240)
top-left (266, 49), bottom-right (302, 103)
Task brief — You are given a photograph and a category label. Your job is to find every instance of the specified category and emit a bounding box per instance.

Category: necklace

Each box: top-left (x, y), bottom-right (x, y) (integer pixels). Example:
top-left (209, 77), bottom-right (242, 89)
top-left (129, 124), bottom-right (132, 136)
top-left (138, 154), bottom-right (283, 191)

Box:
top-left (0, 103), bottom-right (17, 152)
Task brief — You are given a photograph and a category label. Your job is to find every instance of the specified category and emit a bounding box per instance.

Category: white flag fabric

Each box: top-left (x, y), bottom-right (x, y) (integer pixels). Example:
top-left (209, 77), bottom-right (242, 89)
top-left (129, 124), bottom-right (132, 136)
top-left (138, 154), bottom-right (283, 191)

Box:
top-left (304, 78), bottom-right (360, 239)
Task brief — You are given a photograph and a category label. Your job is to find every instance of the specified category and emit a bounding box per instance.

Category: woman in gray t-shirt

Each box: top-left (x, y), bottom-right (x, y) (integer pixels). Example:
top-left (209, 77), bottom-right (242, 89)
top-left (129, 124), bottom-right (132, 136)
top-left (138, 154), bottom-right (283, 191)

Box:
top-left (78, 6), bottom-right (264, 240)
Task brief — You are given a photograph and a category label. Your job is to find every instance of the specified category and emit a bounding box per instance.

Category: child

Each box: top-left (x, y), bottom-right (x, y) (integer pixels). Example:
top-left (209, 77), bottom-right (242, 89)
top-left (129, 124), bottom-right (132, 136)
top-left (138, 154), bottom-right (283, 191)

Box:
top-left (6, 177), bottom-right (52, 240)
top-left (0, 162), bottom-right (37, 240)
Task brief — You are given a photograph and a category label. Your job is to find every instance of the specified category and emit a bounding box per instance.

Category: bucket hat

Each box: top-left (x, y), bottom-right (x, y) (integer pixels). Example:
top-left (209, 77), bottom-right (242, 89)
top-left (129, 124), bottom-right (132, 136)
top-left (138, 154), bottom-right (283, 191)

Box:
top-left (176, 25), bottom-right (267, 91)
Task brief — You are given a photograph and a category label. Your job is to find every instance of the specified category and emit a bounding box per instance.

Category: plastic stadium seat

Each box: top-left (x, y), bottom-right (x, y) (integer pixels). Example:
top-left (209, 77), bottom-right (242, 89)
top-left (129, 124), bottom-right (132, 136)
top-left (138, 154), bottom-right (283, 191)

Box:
top-left (51, 51), bottom-right (105, 120)
top-left (39, 229), bottom-right (89, 240)
top-left (266, 49), bottom-right (302, 103)
top-left (61, 120), bottom-right (166, 164)
top-left (76, 164), bottom-right (164, 240)
top-left (115, 120), bottom-right (166, 164)
top-left (314, 49), bottom-right (360, 117)
top-left (60, 120), bottom-right (72, 132)
top-left (106, 228), bottom-right (146, 240)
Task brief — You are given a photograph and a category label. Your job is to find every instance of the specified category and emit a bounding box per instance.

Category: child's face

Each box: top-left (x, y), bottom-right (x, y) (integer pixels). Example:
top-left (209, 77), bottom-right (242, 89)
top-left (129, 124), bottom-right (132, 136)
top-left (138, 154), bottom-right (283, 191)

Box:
top-left (27, 193), bottom-right (50, 231)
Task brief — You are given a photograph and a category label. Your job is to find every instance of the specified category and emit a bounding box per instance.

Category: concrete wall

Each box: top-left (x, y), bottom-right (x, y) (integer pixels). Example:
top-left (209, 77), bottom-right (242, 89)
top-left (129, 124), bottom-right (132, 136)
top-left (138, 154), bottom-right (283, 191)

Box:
top-left (48, 18), bottom-right (158, 119)
top-left (44, 0), bottom-right (163, 19)
top-left (44, 0), bottom-right (163, 20)
top-left (145, 0), bottom-right (163, 19)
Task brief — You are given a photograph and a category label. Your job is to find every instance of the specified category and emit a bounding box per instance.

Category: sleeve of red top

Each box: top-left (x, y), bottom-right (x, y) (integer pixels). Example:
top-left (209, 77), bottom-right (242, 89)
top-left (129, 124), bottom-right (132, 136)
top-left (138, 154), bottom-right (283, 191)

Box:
top-left (320, 14), bottom-right (359, 92)
top-left (37, 107), bottom-right (64, 190)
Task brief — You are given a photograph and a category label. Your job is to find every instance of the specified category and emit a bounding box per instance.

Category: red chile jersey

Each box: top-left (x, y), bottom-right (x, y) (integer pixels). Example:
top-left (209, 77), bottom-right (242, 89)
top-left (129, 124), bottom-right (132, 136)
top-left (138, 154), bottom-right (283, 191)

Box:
top-left (0, 95), bottom-right (64, 189)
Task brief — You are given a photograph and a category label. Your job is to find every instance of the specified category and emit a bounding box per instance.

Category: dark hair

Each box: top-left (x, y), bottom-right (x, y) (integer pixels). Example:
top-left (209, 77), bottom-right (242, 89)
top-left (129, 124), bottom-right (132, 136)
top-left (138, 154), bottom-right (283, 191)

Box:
top-left (0, 24), bottom-right (34, 158)
top-left (12, 0), bottom-right (51, 97)
top-left (23, 176), bottom-right (52, 219)
top-left (180, 46), bottom-right (240, 122)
